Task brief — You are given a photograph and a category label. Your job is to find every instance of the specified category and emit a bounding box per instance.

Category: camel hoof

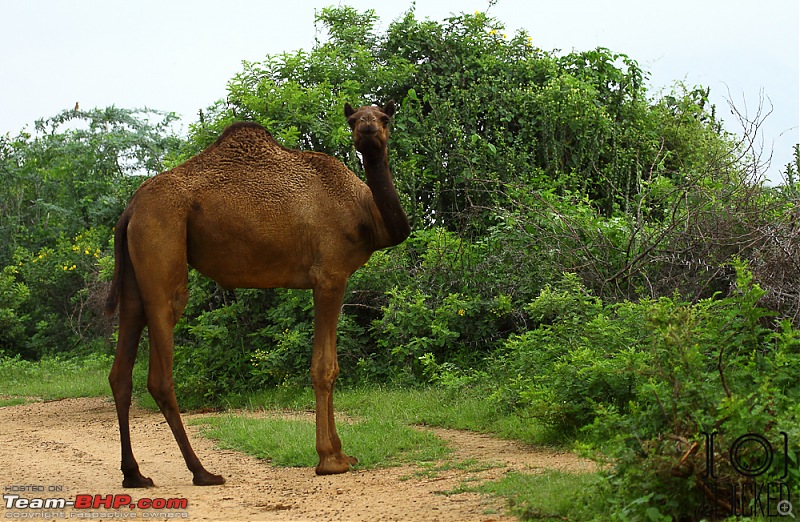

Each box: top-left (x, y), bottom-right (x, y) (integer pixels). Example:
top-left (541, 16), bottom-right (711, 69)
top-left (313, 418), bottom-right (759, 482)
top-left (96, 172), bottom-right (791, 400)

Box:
top-left (122, 474), bottom-right (155, 489)
top-left (193, 471), bottom-right (226, 486)
top-left (315, 453), bottom-right (358, 475)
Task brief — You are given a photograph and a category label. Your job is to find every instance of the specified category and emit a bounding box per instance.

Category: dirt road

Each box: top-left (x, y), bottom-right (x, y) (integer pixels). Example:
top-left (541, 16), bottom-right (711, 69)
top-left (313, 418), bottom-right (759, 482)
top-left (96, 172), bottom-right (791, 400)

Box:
top-left (0, 397), bottom-right (593, 521)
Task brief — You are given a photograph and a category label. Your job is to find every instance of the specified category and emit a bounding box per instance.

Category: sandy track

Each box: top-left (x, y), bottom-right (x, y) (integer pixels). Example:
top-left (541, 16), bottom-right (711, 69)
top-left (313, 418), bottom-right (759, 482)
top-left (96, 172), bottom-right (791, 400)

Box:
top-left (0, 397), bottom-right (593, 521)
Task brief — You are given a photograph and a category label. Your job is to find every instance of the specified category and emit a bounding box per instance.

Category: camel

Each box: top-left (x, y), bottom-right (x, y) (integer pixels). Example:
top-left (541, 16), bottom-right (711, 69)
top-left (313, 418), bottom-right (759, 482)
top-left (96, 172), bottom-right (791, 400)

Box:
top-left (105, 101), bottom-right (410, 487)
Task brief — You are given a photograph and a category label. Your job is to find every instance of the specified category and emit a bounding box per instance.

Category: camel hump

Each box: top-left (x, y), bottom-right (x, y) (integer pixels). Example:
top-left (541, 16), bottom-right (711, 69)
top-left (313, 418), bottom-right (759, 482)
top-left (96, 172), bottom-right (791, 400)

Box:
top-left (207, 121), bottom-right (303, 160)
top-left (209, 122), bottom-right (353, 181)
top-left (213, 121), bottom-right (272, 145)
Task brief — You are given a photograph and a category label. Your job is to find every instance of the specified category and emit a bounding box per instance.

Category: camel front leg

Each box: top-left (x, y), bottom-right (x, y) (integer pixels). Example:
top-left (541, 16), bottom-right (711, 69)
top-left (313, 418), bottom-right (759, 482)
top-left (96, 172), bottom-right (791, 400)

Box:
top-left (311, 283), bottom-right (357, 475)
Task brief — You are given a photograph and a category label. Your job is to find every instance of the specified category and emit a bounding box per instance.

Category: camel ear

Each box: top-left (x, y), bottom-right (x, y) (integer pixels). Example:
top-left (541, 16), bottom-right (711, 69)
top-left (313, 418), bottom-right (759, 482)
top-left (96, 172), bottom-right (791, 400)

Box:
top-left (344, 103), bottom-right (356, 118)
top-left (383, 100), bottom-right (396, 118)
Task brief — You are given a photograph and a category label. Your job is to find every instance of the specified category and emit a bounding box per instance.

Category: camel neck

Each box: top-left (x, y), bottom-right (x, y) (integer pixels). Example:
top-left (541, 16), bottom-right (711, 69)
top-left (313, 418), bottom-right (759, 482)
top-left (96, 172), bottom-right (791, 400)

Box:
top-left (361, 150), bottom-right (410, 248)
top-left (361, 151), bottom-right (390, 183)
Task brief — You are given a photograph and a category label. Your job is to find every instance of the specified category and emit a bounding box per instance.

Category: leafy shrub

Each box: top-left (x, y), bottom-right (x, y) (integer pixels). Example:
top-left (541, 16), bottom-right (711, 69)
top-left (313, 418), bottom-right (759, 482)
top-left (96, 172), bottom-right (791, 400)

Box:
top-left (0, 107), bottom-right (181, 267)
top-left (0, 266), bottom-right (30, 353)
top-left (8, 227), bottom-right (111, 357)
top-left (445, 264), bottom-right (799, 519)
top-left (353, 228), bottom-right (516, 384)
top-left (484, 273), bottom-right (645, 437)
top-left (170, 276), bottom-right (314, 407)
top-left (581, 264), bottom-right (800, 520)
top-left (247, 289), bottom-right (314, 387)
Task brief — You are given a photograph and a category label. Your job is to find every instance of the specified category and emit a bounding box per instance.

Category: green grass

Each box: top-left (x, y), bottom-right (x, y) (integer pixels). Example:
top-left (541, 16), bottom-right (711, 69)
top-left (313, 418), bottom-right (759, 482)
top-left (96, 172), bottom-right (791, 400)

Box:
top-left (0, 353), bottom-right (113, 402)
top-left (193, 386), bottom-right (464, 470)
top-left (477, 470), bottom-right (604, 521)
top-left (194, 414), bottom-right (450, 468)
top-left (402, 458), bottom-right (501, 481)
top-left (189, 384), bottom-right (570, 480)
top-left (232, 386), bottom-right (555, 446)
top-left (0, 397), bottom-right (27, 407)
top-left (189, 387), bottom-right (469, 471)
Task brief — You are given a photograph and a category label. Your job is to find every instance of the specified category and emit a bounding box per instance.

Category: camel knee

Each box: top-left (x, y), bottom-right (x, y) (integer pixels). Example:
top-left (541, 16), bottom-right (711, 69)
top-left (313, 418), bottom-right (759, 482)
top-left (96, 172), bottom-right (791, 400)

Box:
top-left (311, 362), bottom-right (339, 391)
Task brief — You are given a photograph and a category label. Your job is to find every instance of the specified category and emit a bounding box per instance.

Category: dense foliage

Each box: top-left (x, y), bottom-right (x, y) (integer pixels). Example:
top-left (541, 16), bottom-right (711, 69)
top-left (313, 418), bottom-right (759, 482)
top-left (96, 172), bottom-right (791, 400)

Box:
top-left (452, 266), bottom-right (800, 519)
top-left (1, 5), bottom-right (798, 519)
top-left (0, 107), bottom-right (180, 357)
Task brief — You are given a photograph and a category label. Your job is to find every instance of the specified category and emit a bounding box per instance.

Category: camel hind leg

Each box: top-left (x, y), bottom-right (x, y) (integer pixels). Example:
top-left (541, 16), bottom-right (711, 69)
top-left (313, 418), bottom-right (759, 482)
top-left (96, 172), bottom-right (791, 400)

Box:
top-left (131, 246), bottom-right (224, 486)
top-left (143, 289), bottom-right (225, 486)
top-left (123, 215), bottom-right (224, 487)
top-left (108, 260), bottom-right (154, 488)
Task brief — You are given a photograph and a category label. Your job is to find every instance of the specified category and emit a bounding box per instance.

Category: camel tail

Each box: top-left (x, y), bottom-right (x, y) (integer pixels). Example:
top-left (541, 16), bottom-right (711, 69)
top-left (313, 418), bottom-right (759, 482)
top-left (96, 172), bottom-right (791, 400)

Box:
top-left (105, 210), bottom-right (131, 316)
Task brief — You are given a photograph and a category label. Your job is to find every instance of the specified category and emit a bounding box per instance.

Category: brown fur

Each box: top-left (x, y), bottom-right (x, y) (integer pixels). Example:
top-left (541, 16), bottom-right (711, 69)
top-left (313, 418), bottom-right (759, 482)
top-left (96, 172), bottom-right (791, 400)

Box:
top-left (106, 102), bottom-right (408, 487)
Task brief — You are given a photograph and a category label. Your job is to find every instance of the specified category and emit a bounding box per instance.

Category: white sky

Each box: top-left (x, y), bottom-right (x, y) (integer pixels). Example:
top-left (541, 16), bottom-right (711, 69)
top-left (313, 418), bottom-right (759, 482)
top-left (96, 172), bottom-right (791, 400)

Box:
top-left (1, 0), bottom-right (798, 182)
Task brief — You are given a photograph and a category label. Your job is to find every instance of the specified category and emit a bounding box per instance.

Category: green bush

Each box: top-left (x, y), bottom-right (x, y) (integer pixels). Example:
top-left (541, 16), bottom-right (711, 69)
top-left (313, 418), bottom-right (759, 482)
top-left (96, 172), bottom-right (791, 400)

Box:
top-left (170, 277), bottom-right (314, 407)
top-left (0, 265), bottom-right (30, 353)
top-left (583, 265), bottom-right (798, 519)
top-left (0, 107), bottom-right (180, 267)
top-left (7, 227), bottom-right (112, 358)
top-left (435, 264), bottom-right (800, 519)
top-left (580, 268), bottom-right (799, 519)
top-left (482, 274), bottom-right (644, 438)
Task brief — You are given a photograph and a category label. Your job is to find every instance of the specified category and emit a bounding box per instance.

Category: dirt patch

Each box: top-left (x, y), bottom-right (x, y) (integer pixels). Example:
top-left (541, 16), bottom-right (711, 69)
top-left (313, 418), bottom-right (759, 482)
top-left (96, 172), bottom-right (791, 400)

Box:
top-left (0, 397), bottom-right (593, 521)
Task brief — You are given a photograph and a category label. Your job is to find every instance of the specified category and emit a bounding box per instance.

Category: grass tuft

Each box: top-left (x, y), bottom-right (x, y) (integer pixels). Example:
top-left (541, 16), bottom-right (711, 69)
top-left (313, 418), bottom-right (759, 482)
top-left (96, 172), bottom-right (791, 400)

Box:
top-left (236, 386), bottom-right (556, 446)
top-left (478, 470), bottom-right (603, 521)
top-left (194, 414), bottom-right (451, 468)
top-left (0, 397), bottom-right (28, 407)
top-left (0, 353), bottom-right (112, 402)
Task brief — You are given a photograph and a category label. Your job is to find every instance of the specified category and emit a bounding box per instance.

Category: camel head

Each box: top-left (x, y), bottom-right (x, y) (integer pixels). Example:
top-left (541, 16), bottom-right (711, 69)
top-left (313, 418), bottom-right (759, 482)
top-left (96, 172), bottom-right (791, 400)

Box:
top-left (344, 101), bottom-right (395, 155)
